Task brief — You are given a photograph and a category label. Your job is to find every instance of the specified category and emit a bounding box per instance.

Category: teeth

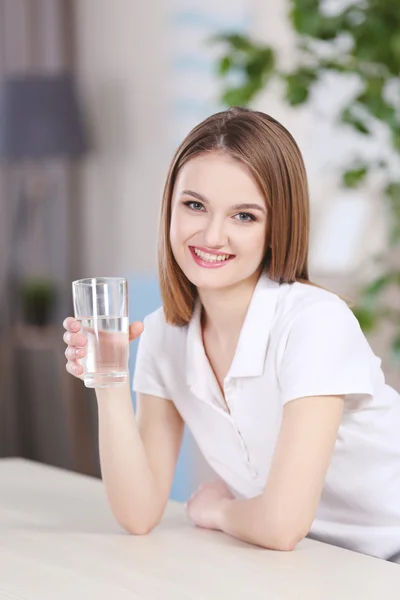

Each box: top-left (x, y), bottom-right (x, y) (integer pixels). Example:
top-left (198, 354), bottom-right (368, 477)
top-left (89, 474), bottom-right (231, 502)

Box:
top-left (193, 248), bottom-right (231, 262)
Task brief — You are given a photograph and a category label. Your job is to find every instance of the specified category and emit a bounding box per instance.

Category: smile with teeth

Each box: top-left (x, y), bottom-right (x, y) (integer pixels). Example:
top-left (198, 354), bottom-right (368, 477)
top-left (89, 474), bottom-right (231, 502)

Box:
top-left (192, 247), bottom-right (233, 262)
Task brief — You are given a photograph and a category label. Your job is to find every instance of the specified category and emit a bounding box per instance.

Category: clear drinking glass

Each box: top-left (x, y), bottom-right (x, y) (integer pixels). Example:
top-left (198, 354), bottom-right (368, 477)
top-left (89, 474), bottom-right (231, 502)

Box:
top-left (72, 277), bottom-right (129, 388)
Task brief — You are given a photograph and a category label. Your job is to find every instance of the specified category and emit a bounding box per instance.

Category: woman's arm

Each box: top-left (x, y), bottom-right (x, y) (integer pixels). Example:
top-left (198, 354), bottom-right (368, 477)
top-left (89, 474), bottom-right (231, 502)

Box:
top-left (188, 394), bottom-right (344, 550)
top-left (97, 385), bottom-right (184, 535)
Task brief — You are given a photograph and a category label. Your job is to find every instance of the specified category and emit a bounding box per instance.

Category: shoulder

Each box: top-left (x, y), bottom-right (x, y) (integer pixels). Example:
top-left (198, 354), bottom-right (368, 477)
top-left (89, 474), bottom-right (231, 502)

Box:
top-left (142, 306), bottom-right (166, 331)
top-left (281, 281), bottom-right (351, 318)
top-left (275, 282), bottom-right (378, 403)
top-left (275, 281), bottom-right (362, 338)
top-left (142, 306), bottom-right (188, 346)
top-left (286, 280), bottom-right (345, 310)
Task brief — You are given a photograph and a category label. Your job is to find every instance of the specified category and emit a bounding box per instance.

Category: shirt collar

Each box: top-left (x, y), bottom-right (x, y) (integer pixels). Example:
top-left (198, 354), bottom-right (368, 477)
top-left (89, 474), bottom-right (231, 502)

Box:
top-left (186, 272), bottom-right (282, 390)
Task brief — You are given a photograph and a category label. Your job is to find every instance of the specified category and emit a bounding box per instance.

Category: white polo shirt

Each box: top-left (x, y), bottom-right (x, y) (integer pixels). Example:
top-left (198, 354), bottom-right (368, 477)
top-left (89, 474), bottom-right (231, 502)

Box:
top-left (133, 272), bottom-right (400, 560)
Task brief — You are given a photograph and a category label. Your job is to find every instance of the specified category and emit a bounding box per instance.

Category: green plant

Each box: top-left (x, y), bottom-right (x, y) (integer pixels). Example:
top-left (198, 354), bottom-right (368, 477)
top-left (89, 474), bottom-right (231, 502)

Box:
top-left (20, 278), bottom-right (57, 327)
top-left (212, 0), bottom-right (400, 361)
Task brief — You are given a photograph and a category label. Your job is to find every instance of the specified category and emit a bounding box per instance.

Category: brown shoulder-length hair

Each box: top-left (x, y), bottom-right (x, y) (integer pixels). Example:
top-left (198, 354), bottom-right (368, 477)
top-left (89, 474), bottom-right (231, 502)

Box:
top-left (158, 106), bottom-right (314, 326)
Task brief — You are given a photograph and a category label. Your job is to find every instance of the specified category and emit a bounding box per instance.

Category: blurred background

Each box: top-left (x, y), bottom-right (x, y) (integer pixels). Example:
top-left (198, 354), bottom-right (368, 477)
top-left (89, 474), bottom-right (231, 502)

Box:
top-left (0, 0), bottom-right (399, 501)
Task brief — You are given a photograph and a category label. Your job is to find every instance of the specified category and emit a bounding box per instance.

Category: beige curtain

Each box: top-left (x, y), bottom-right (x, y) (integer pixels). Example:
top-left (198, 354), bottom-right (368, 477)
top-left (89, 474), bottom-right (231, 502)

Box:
top-left (0, 0), bottom-right (73, 290)
top-left (0, 0), bottom-right (98, 476)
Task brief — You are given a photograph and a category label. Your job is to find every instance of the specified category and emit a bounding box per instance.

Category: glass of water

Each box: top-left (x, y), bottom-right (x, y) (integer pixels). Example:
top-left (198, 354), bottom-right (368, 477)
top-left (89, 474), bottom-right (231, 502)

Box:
top-left (72, 277), bottom-right (129, 388)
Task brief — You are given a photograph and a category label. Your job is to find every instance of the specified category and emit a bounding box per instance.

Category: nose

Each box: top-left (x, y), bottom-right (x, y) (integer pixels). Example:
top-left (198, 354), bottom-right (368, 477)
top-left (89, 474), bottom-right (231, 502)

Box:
top-left (202, 215), bottom-right (227, 249)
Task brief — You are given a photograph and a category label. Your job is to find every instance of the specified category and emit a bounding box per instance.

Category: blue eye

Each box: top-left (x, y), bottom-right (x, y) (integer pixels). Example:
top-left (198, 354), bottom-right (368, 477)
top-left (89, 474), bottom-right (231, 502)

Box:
top-left (183, 201), bottom-right (204, 211)
top-left (234, 213), bottom-right (256, 222)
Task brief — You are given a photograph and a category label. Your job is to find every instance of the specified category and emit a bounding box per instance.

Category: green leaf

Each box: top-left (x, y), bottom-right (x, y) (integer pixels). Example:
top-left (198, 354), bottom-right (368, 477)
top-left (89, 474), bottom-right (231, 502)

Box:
top-left (390, 226), bottom-right (400, 246)
top-left (351, 306), bottom-right (378, 333)
top-left (385, 182), bottom-right (400, 200)
top-left (392, 127), bottom-right (400, 153)
top-left (361, 272), bottom-right (399, 306)
top-left (342, 167), bottom-right (368, 188)
top-left (284, 68), bottom-right (317, 106)
top-left (212, 33), bottom-right (256, 53)
top-left (356, 80), bottom-right (397, 127)
top-left (286, 82), bottom-right (309, 105)
top-left (386, 182), bottom-right (400, 245)
top-left (245, 48), bottom-right (275, 79)
top-left (218, 56), bottom-right (232, 75)
top-left (222, 81), bottom-right (260, 107)
top-left (385, 182), bottom-right (400, 222)
top-left (391, 33), bottom-right (400, 62)
top-left (290, 4), bottom-right (341, 40)
top-left (391, 334), bottom-right (400, 364)
top-left (340, 108), bottom-right (370, 135)
top-left (211, 33), bottom-right (276, 107)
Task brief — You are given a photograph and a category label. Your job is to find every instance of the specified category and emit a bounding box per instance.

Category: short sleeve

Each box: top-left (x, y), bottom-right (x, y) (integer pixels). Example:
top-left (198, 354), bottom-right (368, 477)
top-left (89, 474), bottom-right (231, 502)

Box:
top-left (279, 300), bottom-right (376, 405)
top-left (132, 314), bottom-right (171, 399)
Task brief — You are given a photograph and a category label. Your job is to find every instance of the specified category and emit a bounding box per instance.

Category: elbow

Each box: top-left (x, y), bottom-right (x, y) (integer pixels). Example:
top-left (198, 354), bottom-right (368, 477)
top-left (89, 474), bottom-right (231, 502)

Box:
top-left (119, 518), bottom-right (157, 536)
top-left (259, 521), bottom-right (309, 552)
top-left (117, 512), bottom-right (161, 536)
top-left (123, 522), bottom-right (154, 536)
top-left (270, 531), bottom-right (304, 552)
top-left (111, 497), bottom-right (164, 536)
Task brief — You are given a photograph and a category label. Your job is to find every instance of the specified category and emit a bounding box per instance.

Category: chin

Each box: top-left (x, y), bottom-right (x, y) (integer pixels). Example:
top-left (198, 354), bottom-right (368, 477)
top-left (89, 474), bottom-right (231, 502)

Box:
top-left (182, 266), bottom-right (248, 291)
top-left (179, 266), bottom-right (224, 287)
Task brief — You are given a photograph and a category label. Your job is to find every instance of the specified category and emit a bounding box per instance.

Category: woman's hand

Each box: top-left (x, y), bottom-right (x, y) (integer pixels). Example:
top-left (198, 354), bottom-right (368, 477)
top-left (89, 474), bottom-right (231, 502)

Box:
top-left (186, 479), bottom-right (235, 531)
top-left (63, 317), bottom-right (144, 379)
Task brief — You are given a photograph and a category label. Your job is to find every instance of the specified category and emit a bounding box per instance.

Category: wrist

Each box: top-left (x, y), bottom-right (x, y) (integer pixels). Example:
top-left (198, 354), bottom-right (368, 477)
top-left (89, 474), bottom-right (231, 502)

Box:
top-left (95, 379), bottom-right (132, 402)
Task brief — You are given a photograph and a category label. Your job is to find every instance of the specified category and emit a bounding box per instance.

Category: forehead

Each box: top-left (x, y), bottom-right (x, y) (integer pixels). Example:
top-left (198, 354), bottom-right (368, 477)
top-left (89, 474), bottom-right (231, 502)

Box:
top-left (174, 152), bottom-right (265, 203)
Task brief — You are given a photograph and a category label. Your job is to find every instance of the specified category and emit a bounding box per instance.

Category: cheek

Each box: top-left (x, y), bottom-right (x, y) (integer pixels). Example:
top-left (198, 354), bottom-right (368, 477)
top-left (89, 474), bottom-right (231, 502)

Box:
top-left (238, 226), bottom-right (267, 255)
top-left (169, 209), bottom-right (183, 244)
top-left (254, 222), bottom-right (268, 253)
top-left (170, 208), bottom-right (196, 244)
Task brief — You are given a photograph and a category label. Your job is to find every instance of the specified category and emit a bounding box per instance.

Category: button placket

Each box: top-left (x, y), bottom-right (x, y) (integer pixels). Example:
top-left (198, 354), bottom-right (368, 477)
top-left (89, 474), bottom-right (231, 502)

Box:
top-left (223, 377), bottom-right (234, 413)
top-left (232, 422), bottom-right (259, 479)
top-left (226, 378), bottom-right (258, 479)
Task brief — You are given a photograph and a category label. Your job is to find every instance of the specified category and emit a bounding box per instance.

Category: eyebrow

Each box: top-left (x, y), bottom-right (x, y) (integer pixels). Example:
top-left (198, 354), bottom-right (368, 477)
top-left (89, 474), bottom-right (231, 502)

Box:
top-left (180, 190), bottom-right (266, 214)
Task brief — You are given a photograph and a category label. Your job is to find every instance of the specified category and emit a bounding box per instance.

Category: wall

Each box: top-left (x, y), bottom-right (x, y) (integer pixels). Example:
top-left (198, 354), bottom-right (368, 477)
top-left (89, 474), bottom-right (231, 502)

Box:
top-left (74, 0), bottom-right (171, 277)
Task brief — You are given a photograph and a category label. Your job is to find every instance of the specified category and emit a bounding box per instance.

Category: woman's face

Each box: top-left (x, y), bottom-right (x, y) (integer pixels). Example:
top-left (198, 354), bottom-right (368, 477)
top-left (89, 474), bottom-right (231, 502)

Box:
top-left (170, 152), bottom-right (268, 292)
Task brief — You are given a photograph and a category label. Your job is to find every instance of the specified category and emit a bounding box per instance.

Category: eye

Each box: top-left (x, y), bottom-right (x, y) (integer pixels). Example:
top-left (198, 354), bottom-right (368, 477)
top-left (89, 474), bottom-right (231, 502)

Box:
top-left (183, 201), bottom-right (205, 212)
top-left (234, 212), bottom-right (257, 223)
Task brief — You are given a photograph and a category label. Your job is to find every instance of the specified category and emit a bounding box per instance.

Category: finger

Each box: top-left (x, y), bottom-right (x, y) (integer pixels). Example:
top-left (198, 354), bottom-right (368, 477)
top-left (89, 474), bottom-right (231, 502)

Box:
top-left (63, 331), bottom-right (87, 347)
top-left (63, 317), bottom-right (81, 332)
top-left (129, 321), bottom-right (144, 342)
top-left (65, 346), bottom-right (86, 361)
top-left (66, 361), bottom-right (83, 377)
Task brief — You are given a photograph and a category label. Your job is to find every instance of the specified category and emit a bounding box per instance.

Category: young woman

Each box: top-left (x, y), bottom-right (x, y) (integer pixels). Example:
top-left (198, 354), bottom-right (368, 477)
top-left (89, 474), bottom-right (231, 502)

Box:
top-left (63, 107), bottom-right (400, 563)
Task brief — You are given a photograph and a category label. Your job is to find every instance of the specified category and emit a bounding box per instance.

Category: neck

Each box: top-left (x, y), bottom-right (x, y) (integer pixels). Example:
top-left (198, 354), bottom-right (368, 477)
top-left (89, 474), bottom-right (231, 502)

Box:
top-left (198, 269), bottom-right (262, 348)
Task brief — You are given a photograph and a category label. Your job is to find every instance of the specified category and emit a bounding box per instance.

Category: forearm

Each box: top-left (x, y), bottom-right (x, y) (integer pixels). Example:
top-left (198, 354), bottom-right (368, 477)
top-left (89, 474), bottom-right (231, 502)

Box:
top-left (96, 381), bottom-right (162, 533)
top-left (218, 495), bottom-right (303, 551)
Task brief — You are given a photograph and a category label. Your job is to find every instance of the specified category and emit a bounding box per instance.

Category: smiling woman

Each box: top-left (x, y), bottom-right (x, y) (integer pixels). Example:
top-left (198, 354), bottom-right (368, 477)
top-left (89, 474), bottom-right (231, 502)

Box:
top-left (159, 107), bottom-right (310, 326)
top-left (63, 106), bottom-right (400, 563)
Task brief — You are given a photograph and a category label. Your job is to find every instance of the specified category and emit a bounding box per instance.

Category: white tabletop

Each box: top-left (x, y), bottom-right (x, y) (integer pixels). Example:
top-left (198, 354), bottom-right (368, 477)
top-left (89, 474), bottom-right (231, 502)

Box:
top-left (0, 458), bottom-right (399, 599)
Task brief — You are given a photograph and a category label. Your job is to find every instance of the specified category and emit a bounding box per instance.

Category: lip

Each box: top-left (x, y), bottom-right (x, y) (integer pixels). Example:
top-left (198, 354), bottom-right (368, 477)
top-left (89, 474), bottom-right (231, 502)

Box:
top-left (191, 245), bottom-right (234, 257)
top-left (189, 246), bottom-right (235, 269)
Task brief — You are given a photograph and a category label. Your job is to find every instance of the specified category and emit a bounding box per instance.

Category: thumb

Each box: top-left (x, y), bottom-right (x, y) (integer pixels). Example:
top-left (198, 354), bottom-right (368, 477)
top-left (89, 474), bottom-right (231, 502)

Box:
top-left (129, 321), bottom-right (144, 342)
